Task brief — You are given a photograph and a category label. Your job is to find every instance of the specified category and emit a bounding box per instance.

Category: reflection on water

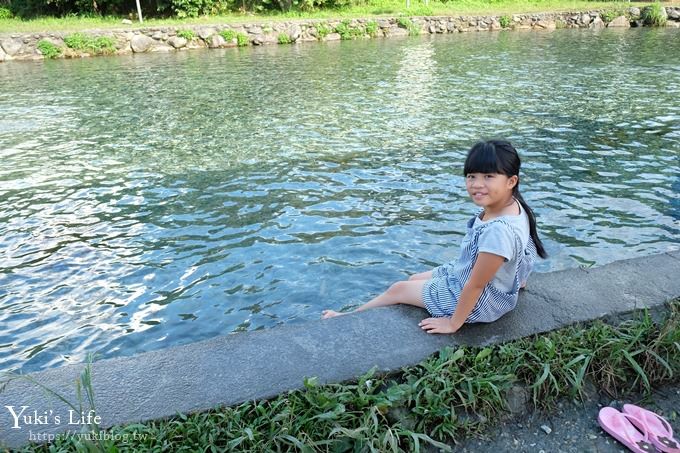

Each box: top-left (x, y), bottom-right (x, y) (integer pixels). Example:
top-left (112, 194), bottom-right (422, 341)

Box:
top-left (0, 28), bottom-right (678, 371)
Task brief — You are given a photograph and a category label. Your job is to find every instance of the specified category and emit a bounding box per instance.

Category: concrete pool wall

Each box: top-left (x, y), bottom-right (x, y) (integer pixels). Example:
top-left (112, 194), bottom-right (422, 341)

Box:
top-left (1, 249), bottom-right (679, 448)
top-left (1, 6), bottom-right (679, 62)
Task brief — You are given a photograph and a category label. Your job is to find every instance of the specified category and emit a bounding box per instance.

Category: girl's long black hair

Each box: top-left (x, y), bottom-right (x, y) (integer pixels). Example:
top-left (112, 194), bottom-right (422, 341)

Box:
top-left (463, 140), bottom-right (548, 259)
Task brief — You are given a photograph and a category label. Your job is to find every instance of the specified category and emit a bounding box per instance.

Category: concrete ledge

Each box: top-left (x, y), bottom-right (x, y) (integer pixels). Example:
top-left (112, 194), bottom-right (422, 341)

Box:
top-left (1, 251), bottom-right (679, 448)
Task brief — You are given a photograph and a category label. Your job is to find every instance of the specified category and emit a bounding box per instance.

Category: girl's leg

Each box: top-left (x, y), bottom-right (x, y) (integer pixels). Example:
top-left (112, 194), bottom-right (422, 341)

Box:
top-left (408, 270), bottom-right (433, 281)
top-left (322, 280), bottom-right (427, 319)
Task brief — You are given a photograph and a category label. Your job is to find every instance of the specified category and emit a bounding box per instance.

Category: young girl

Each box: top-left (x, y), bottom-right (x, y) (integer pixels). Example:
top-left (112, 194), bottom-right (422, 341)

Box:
top-left (321, 139), bottom-right (548, 334)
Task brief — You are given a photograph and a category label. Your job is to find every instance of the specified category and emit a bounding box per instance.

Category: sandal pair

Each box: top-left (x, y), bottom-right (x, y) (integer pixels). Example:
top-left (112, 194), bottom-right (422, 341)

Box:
top-left (598, 404), bottom-right (679, 453)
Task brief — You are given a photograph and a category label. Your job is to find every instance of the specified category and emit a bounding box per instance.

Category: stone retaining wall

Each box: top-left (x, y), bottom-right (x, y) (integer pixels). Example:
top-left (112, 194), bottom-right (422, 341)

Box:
top-left (1, 7), bottom-right (679, 62)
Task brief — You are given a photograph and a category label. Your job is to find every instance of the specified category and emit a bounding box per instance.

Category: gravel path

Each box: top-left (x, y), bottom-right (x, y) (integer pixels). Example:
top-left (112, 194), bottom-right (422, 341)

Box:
top-left (454, 383), bottom-right (680, 452)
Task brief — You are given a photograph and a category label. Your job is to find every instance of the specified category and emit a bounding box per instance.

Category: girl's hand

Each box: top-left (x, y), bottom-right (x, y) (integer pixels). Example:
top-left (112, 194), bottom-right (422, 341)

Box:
top-left (418, 317), bottom-right (462, 334)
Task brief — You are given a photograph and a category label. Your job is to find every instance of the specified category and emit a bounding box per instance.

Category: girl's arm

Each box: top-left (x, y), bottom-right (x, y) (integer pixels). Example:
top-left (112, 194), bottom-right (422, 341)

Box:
top-left (448, 252), bottom-right (505, 331)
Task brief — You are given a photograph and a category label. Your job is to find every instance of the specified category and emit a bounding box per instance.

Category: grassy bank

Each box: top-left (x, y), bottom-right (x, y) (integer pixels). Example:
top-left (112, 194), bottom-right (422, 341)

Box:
top-left (13, 298), bottom-right (679, 452)
top-left (1, 0), bottom-right (677, 33)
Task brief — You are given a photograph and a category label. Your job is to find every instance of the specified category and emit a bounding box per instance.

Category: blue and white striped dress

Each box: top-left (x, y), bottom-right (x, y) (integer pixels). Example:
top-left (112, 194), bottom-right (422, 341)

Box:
top-left (421, 208), bottom-right (538, 323)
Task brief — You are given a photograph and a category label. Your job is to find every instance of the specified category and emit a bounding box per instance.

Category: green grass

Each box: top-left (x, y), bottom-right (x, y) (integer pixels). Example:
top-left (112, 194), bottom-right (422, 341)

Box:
top-left (36, 39), bottom-right (62, 58)
top-left (315, 21), bottom-right (332, 38)
top-left (236, 31), bottom-right (249, 46)
top-left (335, 18), bottom-right (366, 39)
top-left (176, 28), bottom-right (197, 39)
top-left (642, 1), bottom-right (668, 26)
top-left (63, 32), bottom-right (116, 54)
top-left (277, 32), bottom-right (292, 43)
top-left (0, 0), bottom-right (675, 34)
top-left (397, 16), bottom-right (420, 35)
top-left (365, 19), bottom-right (379, 37)
top-left (219, 29), bottom-right (236, 41)
top-left (13, 298), bottom-right (679, 452)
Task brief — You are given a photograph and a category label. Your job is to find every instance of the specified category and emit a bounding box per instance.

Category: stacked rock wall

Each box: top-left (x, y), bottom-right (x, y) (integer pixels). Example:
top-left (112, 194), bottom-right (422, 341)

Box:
top-left (1, 7), bottom-right (679, 62)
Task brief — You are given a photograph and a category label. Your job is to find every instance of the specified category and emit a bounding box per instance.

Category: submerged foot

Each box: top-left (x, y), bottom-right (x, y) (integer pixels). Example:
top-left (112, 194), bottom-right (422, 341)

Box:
top-left (321, 309), bottom-right (349, 319)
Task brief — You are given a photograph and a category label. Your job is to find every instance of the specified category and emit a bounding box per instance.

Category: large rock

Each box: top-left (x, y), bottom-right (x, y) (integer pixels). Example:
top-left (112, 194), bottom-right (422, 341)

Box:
top-left (535, 20), bottom-right (556, 30)
top-left (167, 36), bottom-right (187, 48)
top-left (198, 27), bottom-right (215, 40)
top-left (149, 41), bottom-right (173, 52)
top-left (387, 27), bottom-right (409, 37)
top-left (668, 9), bottom-right (680, 20)
top-left (590, 16), bottom-right (605, 29)
top-left (130, 34), bottom-right (155, 53)
top-left (628, 7), bottom-right (641, 17)
top-left (185, 38), bottom-right (206, 49)
top-left (580, 14), bottom-right (591, 25)
top-left (505, 385), bottom-right (530, 414)
top-left (208, 34), bottom-right (225, 48)
top-left (0, 38), bottom-right (23, 56)
top-left (288, 24), bottom-right (301, 41)
top-left (608, 15), bottom-right (630, 27)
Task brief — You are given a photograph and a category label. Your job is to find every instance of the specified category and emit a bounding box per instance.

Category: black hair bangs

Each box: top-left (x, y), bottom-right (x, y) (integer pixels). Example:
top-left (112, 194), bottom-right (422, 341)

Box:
top-left (463, 141), bottom-right (504, 176)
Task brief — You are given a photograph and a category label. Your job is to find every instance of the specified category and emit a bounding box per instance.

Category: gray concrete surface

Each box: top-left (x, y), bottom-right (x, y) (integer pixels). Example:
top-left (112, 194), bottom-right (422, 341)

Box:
top-left (1, 251), bottom-right (679, 449)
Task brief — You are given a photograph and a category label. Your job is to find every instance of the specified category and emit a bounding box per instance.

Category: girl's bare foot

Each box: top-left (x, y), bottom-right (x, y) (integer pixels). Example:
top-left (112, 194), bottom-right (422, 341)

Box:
top-left (321, 309), bottom-right (349, 319)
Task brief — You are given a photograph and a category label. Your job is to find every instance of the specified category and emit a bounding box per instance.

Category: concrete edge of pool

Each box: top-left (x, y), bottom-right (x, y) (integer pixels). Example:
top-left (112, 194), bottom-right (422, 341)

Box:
top-left (1, 250), bottom-right (679, 448)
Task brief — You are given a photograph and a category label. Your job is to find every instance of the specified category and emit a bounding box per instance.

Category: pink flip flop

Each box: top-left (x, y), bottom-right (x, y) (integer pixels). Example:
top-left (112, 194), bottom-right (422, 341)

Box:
top-left (623, 404), bottom-right (680, 453)
top-left (598, 407), bottom-right (655, 453)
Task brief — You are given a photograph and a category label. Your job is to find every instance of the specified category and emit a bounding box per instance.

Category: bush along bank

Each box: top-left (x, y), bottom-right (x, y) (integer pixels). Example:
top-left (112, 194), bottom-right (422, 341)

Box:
top-left (0, 6), bottom-right (679, 62)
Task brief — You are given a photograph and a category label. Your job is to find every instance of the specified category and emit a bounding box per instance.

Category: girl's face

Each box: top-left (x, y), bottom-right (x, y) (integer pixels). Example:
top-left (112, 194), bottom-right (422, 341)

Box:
top-left (465, 172), bottom-right (518, 207)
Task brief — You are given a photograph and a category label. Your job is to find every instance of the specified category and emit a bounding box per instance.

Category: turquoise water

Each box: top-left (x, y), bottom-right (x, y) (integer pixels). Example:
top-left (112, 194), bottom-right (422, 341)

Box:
top-left (0, 28), bottom-right (678, 372)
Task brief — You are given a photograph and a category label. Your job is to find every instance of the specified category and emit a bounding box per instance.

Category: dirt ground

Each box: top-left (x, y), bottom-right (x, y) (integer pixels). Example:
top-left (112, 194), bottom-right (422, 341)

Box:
top-left (454, 383), bottom-right (680, 452)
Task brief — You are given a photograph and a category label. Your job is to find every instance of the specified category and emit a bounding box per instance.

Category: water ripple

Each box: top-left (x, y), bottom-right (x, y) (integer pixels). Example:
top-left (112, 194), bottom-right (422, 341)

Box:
top-left (0, 28), bottom-right (679, 371)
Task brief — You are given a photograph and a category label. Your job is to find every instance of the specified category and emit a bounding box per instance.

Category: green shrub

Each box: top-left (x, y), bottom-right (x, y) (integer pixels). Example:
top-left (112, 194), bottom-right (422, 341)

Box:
top-left (277, 32), bottom-right (291, 44)
top-left (219, 29), bottom-right (236, 41)
top-left (641, 2), bottom-right (667, 26)
top-left (0, 6), bottom-right (13, 18)
top-left (93, 36), bottom-right (115, 53)
top-left (499, 15), bottom-right (511, 28)
top-left (63, 33), bottom-right (116, 54)
top-left (397, 17), bottom-right (420, 36)
top-left (335, 19), bottom-right (351, 39)
top-left (176, 29), bottom-right (196, 40)
top-left (555, 19), bottom-right (567, 29)
top-left (171, 0), bottom-right (209, 18)
top-left (315, 22), bottom-right (331, 39)
top-left (37, 39), bottom-right (62, 58)
top-left (335, 19), bottom-right (365, 40)
top-left (601, 9), bottom-right (625, 23)
top-left (236, 32), bottom-right (249, 46)
top-left (365, 20), bottom-right (378, 37)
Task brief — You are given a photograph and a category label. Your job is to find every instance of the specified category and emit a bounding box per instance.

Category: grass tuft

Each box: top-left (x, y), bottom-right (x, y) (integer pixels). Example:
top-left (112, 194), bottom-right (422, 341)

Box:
top-left (641, 2), bottom-right (667, 26)
top-left (219, 29), bottom-right (236, 41)
top-left (176, 29), bottom-right (197, 40)
top-left (37, 39), bottom-right (62, 58)
top-left (63, 32), bottom-right (116, 54)
top-left (236, 31), bottom-right (249, 46)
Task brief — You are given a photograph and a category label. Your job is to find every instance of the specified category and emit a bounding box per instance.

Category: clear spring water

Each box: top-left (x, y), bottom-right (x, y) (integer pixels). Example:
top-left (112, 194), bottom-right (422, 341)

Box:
top-left (1, 27), bottom-right (679, 372)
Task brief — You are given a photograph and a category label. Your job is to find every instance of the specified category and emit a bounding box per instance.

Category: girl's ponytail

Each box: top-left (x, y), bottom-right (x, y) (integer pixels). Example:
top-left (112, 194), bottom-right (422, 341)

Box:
top-left (512, 188), bottom-right (548, 259)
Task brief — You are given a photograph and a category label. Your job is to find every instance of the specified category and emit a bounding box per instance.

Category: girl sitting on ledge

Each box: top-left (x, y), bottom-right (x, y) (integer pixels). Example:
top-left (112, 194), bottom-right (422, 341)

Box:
top-left (321, 139), bottom-right (548, 334)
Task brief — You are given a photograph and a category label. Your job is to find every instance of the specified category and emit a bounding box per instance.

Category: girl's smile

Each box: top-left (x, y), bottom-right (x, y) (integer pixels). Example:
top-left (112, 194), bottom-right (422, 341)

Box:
top-left (466, 172), bottom-right (519, 216)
